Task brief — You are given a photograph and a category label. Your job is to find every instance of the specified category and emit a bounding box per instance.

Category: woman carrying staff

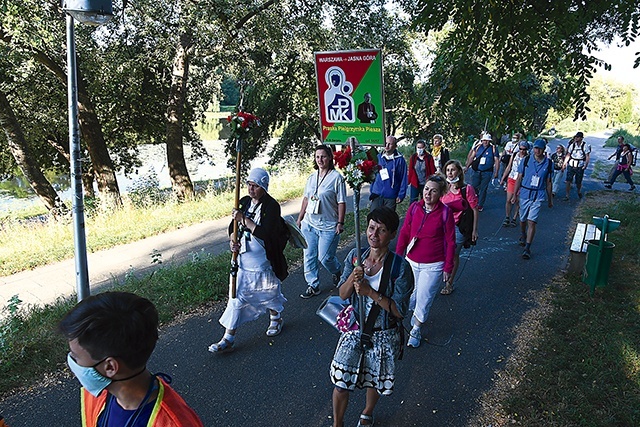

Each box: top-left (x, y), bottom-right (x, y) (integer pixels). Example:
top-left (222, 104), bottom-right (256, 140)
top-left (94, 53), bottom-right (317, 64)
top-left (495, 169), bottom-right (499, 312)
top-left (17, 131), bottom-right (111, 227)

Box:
top-left (396, 175), bottom-right (456, 348)
top-left (208, 168), bottom-right (288, 352)
top-left (499, 140), bottom-right (530, 227)
top-left (331, 207), bottom-right (414, 427)
top-left (298, 145), bottom-right (347, 299)
top-left (440, 160), bottom-right (479, 295)
top-left (431, 133), bottom-right (450, 173)
top-left (407, 139), bottom-right (436, 204)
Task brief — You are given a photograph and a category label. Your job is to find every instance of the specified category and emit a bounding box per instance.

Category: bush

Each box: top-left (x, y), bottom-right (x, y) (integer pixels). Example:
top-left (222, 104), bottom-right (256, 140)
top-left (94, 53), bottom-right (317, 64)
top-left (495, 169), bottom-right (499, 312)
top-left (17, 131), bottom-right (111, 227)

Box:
top-left (126, 170), bottom-right (172, 208)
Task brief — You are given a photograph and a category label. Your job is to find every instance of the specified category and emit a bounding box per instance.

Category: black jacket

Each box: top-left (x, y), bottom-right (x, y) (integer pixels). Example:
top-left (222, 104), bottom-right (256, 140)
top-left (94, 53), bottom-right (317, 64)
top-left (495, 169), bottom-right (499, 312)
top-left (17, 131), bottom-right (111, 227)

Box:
top-left (229, 193), bottom-right (289, 281)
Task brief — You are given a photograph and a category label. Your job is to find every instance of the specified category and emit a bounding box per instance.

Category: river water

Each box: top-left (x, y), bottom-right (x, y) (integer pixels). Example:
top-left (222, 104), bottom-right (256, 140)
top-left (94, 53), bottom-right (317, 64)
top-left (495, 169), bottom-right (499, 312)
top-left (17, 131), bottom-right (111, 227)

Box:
top-left (0, 139), bottom-right (273, 214)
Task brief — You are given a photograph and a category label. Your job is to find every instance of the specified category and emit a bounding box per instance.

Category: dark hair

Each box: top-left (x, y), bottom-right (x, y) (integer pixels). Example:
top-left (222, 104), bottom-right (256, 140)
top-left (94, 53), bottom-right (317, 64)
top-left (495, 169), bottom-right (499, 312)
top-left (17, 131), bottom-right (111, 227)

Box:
top-left (59, 292), bottom-right (159, 370)
top-left (415, 139), bottom-right (427, 147)
top-left (427, 173), bottom-right (447, 195)
top-left (623, 143), bottom-right (632, 151)
top-left (313, 145), bottom-right (335, 170)
top-left (367, 206), bottom-right (400, 233)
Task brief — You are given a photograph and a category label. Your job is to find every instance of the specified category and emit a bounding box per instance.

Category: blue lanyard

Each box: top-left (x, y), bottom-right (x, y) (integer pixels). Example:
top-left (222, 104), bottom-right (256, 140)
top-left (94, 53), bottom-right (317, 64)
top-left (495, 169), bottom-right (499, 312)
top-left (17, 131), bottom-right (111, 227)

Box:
top-left (99, 376), bottom-right (157, 427)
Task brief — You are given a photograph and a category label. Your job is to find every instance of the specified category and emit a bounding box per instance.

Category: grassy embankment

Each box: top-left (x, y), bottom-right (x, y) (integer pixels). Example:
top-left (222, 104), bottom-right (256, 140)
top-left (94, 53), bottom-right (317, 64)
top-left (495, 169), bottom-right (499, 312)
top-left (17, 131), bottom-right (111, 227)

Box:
top-left (474, 191), bottom-right (640, 426)
top-left (0, 168), bottom-right (306, 394)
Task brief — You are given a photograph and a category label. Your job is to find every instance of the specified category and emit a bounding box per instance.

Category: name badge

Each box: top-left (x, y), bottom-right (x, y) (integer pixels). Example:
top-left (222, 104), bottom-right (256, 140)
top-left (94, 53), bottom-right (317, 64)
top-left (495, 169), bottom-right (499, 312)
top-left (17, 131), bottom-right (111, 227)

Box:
top-left (479, 157), bottom-right (487, 165)
top-left (380, 168), bottom-right (390, 181)
top-left (530, 175), bottom-right (540, 187)
top-left (308, 198), bottom-right (320, 214)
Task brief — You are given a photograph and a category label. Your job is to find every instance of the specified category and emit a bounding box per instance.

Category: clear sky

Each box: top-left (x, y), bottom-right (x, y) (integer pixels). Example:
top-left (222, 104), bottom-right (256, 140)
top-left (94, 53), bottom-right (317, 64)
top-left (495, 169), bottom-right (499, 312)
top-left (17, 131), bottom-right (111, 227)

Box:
top-left (594, 37), bottom-right (640, 88)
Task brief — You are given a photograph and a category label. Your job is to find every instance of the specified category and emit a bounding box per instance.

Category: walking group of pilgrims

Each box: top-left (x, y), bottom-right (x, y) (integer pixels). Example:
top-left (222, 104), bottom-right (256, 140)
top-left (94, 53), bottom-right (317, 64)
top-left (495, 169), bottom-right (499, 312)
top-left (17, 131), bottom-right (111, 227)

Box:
top-left (206, 130), bottom-right (592, 426)
top-left (54, 128), bottom-right (632, 427)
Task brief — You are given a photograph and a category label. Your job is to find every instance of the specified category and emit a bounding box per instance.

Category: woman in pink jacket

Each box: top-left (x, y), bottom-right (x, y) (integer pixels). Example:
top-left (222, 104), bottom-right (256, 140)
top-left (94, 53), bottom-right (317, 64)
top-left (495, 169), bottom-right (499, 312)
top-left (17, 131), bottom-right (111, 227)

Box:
top-left (396, 175), bottom-right (456, 348)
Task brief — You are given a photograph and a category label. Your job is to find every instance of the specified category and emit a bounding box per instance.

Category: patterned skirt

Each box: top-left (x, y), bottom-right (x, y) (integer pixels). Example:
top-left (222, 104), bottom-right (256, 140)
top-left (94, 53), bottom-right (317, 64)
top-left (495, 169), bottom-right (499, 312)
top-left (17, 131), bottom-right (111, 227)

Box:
top-left (330, 328), bottom-right (400, 395)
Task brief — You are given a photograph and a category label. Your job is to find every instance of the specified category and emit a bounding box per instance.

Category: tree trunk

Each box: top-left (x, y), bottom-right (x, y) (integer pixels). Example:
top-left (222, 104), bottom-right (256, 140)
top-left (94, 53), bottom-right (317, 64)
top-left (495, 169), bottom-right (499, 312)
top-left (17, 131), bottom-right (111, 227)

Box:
top-left (0, 91), bottom-right (68, 218)
top-left (47, 133), bottom-right (95, 198)
top-left (32, 49), bottom-right (121, 209)
top-left (77, 78), bottom-right (122, 209)
top-left (165, 32), bottom-right (194, 201)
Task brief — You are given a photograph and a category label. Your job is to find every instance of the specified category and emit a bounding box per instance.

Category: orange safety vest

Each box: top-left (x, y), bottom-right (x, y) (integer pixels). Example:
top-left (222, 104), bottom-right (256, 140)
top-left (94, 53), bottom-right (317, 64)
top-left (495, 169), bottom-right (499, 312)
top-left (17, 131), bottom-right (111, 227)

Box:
top-left (81, 377), bottom-right (203, 427)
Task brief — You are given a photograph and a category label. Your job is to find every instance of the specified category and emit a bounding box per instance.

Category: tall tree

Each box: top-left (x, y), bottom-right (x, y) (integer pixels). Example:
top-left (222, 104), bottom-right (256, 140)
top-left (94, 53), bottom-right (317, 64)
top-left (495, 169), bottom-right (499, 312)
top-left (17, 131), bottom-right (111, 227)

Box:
top-left (0, 1), bottom-right (123, 209)
top-left (402, 0), bottom-right (640, 131)
top-left (0, 90), bottom-right (68, 217)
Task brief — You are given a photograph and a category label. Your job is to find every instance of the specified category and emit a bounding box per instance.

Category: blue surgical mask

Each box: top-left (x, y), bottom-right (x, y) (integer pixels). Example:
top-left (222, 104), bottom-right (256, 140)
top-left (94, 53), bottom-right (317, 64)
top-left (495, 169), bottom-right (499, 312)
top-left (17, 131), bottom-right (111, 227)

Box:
top-left (67, 352), bottom-right (112, 397)
top-left (417, 148), bottom-right (425, 155)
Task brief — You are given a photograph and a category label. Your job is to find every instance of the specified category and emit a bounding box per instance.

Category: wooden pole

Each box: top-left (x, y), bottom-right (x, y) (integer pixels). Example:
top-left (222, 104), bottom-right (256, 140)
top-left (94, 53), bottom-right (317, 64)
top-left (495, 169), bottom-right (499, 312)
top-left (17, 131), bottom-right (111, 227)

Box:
top-left (230, 138), bottom-right (242, 299)
top-left (348, 137), bottom-right (366, 327)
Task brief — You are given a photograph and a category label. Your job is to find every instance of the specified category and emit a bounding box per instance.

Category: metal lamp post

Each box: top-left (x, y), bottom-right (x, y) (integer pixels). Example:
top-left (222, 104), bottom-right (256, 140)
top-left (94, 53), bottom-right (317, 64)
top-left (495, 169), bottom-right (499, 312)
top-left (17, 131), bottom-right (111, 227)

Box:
top-left (61, 0), bottom-right (113, 301)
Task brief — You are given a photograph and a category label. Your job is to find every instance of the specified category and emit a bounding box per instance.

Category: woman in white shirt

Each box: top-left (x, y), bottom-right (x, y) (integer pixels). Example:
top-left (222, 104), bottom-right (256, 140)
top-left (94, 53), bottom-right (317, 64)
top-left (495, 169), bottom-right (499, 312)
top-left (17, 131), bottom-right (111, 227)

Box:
top-left (297, 145), bottom-right (348, 299)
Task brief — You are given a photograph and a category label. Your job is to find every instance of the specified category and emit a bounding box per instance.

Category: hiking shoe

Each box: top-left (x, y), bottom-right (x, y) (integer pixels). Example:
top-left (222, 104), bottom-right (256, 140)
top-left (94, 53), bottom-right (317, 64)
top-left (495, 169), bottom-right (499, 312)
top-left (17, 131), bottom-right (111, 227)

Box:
top-left (502, 217), bottom-right (510, 226)
top-left (407, 329), bottom-right (421, 348)
top-left (518, 235), bottom-right (526, 246)
top-left (522, 249), bottom-right (531, 260)
top-left (630, 186), bottom-right (636, 192)
top-left (578, 192), bottom-right (583, 199)
top-left (604, 183), bottom-right (612, 189)
top-left (563, 196), bottom-right (570, 201)
top-left (510, 218), bottom-right (518, 227)
top-left (300, 286), bottom-right (320, 299)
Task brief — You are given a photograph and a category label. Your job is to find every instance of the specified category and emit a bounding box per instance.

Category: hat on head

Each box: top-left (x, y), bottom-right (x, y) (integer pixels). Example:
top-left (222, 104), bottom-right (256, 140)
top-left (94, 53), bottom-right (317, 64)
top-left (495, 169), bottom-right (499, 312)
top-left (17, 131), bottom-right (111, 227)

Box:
top-left (533, 139), bottom-right (546, 149)
top-left (519, 141), bottom-right (530, 149)
top-left (481, 133), bottom-right (492, 141)
top-left (575, 131), bottom-right (584, 138)
top-left (247, 168), bottom-right (269, 192)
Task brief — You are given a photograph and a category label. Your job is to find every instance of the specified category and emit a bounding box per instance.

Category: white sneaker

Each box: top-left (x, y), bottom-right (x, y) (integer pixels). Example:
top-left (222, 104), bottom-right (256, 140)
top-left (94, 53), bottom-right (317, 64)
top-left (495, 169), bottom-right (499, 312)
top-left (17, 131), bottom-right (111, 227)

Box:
top-left (407, 329), bottom-right (421, 348)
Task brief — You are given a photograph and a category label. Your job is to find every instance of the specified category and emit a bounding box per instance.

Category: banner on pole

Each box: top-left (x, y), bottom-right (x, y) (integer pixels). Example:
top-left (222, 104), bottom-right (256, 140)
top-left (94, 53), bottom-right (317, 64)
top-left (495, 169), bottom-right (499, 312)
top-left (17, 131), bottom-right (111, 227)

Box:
top-left (314, 49), bottom-right (385, 146)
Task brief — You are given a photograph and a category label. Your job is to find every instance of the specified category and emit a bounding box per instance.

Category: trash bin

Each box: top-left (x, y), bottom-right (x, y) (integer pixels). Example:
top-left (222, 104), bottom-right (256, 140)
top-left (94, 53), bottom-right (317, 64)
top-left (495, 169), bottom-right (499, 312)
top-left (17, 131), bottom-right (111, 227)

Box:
top-left (583, 239), bottom-right (615, 290)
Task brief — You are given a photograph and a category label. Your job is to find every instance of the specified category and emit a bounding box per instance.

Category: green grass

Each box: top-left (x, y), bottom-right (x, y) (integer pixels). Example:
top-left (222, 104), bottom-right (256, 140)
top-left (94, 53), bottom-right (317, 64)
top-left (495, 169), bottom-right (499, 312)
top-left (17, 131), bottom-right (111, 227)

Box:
top-left (603, 128), bottom-right (640, 148)
top-left (481, 192), bottom-right (640, 426)
top-left (0, 169), bottom-right (308, 277)
top-left (0, 200), bottom-right (377, 395)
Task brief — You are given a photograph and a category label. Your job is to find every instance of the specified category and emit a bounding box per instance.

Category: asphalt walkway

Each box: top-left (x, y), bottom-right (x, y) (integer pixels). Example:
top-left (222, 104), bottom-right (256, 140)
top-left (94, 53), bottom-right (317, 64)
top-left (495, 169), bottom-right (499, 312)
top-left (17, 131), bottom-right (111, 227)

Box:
top-left (1, 132), bottom-right (628, 426)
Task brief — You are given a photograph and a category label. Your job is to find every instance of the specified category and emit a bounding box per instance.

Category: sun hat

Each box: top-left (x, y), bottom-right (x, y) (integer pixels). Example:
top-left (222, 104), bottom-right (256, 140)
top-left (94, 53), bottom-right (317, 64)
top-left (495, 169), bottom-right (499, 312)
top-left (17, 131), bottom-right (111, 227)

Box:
top-left (247, 168), bottom-right (269, 192)
top-left (481, 133), bottom-right (492, 141)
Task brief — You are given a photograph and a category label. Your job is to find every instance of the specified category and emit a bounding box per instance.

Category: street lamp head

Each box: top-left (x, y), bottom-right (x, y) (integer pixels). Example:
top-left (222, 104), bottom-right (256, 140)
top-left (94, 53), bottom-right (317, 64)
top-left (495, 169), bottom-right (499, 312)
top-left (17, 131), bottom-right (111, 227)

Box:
top-left (62, 0), bottom-right (113, 26)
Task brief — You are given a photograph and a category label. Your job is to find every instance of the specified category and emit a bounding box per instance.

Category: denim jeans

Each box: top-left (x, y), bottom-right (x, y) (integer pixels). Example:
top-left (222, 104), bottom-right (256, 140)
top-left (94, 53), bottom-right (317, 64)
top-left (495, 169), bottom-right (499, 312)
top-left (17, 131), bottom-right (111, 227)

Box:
top-left (471, 169), bottom-right (492, 207)
top-left (552, 169), bottom-right (564, 194)
top-left (301, 222), bottom-right (342, 290)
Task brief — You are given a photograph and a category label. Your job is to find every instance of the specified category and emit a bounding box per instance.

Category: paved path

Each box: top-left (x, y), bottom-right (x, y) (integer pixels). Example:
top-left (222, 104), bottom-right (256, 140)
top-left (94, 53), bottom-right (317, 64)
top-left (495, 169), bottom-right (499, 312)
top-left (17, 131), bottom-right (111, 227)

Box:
top-left (0, 133), bottom-right (627, 426)
top-left (0, 187), bottom-right (371, 314)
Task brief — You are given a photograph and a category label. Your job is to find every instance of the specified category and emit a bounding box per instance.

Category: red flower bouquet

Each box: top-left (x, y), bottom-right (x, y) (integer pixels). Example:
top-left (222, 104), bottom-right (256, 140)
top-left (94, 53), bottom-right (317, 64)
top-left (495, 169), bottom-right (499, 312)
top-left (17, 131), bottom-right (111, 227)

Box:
top-left (227, 110), bottom-right (260, 140)
top-left (333, 142), bottom-right (380, 190)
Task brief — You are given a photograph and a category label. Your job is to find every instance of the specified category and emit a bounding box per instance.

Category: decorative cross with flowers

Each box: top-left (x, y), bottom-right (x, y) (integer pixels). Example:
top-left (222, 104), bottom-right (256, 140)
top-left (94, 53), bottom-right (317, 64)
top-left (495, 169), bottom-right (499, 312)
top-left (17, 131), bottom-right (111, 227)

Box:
top-left (227, 110), bottom-right (260, 141)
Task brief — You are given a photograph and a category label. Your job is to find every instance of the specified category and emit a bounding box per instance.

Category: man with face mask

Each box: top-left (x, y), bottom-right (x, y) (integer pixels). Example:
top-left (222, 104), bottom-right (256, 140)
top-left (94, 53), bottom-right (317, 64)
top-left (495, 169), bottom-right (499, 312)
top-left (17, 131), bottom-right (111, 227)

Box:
top-left (59, 292), bottom-right (203, 427)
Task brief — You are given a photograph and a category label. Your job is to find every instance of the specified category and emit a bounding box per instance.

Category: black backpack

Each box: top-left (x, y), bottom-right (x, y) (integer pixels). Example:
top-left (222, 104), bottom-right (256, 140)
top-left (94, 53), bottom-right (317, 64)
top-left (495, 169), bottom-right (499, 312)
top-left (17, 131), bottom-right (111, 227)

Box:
top-left (457, 186), bottom-right (475, 248)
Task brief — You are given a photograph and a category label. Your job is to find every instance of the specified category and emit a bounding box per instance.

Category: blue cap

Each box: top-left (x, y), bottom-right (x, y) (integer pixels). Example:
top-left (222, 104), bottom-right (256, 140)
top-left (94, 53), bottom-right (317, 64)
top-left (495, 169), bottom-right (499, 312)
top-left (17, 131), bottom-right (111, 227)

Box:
top-left (533, 139), bottom-right (546, 149)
